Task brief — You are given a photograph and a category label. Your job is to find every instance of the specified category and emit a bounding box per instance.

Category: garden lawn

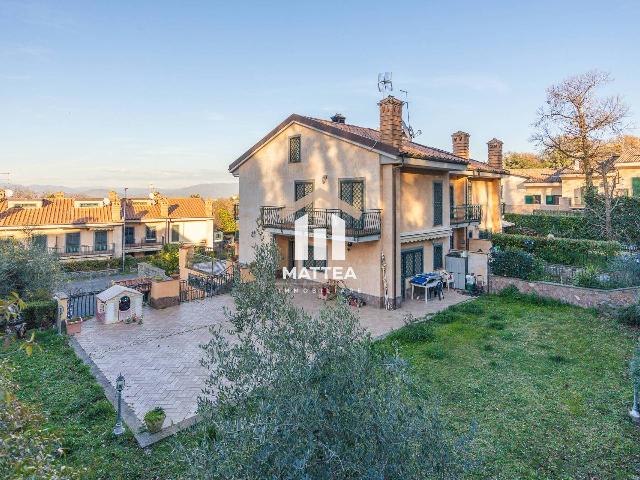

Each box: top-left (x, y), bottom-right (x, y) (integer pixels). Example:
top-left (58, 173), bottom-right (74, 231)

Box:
top-left (6, 331), bottom-right (196, 479)
top-left (383, 293), bottom-right (640, 479)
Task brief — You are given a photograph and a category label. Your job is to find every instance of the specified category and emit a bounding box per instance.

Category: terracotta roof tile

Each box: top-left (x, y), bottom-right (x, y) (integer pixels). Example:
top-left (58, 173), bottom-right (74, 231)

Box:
top-left (0, 198), bottom-right (114, 227)
top-left (125, 197), bottom-right (209, 220)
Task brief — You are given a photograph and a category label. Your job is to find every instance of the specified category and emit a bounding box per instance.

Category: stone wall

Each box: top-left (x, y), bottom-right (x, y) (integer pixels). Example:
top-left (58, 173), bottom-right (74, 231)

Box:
top-left (489, 275), bottom-right (640, 308)
top-left (137, 262), bottom-right (169, 280)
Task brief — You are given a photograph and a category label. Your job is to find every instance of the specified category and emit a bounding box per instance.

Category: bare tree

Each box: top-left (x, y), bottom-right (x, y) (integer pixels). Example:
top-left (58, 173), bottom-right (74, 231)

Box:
top-left (532, 70), bottom-right (629, 190)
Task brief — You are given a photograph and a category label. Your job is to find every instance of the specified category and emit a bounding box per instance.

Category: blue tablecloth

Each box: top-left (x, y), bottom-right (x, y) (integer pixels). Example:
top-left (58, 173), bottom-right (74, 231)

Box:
top-left (410, 272), bottom-right (441, 286)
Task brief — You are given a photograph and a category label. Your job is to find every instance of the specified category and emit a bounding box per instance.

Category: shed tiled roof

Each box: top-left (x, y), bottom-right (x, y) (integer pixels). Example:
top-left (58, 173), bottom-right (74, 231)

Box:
top-left (124, 197), bottom-right (209, 220)
top-left (0, 198), bottom-right (114, 227)
top-left (228, 114), bottom-right (507, 174)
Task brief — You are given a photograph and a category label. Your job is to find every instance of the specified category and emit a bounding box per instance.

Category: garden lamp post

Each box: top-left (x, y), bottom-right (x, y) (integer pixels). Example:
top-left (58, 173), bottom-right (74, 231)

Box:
top-left (630, 383), bottom-right (640, 422)
top-left (113, 373), bottom-right (125, 436)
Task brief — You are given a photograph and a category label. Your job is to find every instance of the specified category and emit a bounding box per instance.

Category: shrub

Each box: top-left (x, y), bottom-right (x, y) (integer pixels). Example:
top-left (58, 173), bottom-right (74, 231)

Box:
top-left (616, 304), bottom-right (640, 328)
top-left (61, 256), bottom-right (138, 273)
top-left (148, 244), bottom-right (180, 276)
top-left (503, 213), bottom-right (593, 240)
top-left (184, 231), bottom-right (473, 479)
top-left (20, 300), bottom-right (58, 330)
top-left (491, 233), bottom-right (621, 267)
top-left (489, 248), bottom-right (544, 280)
top-left (389, 315), bottom-right (435, 343)
top-left (0, 239), bottom-right (61, 299)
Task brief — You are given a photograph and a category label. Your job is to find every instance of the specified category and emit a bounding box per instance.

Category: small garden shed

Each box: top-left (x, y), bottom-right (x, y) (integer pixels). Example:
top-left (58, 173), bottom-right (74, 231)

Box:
top-left (96, 285), bottom-right (143, 324)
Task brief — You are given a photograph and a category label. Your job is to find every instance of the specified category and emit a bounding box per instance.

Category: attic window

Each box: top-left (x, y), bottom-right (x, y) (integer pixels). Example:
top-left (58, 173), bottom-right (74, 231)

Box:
top-left (10, 202), bottom-right (38, 209)
top-left (289, 136), bottom-right (301, 163)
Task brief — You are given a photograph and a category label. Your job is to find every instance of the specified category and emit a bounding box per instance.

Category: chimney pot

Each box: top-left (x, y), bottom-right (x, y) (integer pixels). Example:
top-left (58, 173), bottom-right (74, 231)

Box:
top-left (204, 198), bottom-right (214, 217)
top-left (452, 131), bottom-right (470, 159)
top-left (487, 138), bottom-right (504, 170)
top-left (330, 113), bottom-right (346, 124)
top-left (378, 96), bottom-right (404, 150)
top-left (111, 198), bottom-right (122, 222)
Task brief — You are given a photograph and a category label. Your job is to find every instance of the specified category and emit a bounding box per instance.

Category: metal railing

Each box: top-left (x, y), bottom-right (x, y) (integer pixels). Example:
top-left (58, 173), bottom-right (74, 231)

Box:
top-left (450, 204), bottom-right (482, 224)
top-left (124, 239), bottom-right (164, 249)
top-left (50, 243), bottom-right (115, 256)
top-left (260, 206), bottom-right (382, 238)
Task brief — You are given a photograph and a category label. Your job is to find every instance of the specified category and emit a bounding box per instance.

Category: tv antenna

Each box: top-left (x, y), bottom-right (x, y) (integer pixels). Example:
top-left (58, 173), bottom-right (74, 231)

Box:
top-left (377, 72), bottom-right (393, 97)
top-left (399, 89), bottom-right (422, 140)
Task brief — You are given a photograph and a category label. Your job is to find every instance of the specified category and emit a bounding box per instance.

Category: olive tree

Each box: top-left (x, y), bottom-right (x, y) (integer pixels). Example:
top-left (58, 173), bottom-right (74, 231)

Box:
top-left (0, 239), bottom-right (61, 299)
top-left (183, 234), bottom-right (473, 479)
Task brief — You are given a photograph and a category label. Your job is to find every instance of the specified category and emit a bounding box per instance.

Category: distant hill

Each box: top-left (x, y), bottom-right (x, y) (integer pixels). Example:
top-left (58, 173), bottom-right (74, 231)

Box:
top-left (5, 182), bottom-right (239, 199)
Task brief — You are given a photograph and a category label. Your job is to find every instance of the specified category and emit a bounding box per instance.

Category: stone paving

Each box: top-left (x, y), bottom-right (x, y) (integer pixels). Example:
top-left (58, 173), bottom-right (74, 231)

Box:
top-left (73, 288), bottom-right (469, 438)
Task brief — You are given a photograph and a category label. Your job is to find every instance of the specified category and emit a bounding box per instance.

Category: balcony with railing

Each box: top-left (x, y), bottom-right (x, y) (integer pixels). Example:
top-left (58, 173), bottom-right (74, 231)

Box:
top-left (124, 238), bottom-right (164, 252)
top-left (450, 204), bottom-right (482, 225)
top-left (49, 243), bottom-right (115, 258)
top-left (261, 206), bottom-right (382, 241)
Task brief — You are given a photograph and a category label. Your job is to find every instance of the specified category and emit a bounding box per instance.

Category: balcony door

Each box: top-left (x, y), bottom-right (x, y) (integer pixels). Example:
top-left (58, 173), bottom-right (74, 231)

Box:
top-left (125, 226), bottom-right (135, 245)
top-left (339, 179), bottom-right (365, 230)
top-left (94, 230), bottom-right (108, 251)
top-left (65, 232), bottom-right (80, 254)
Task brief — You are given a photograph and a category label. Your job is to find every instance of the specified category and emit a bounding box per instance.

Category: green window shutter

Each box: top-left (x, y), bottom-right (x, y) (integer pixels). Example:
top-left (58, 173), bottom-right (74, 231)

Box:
top-left (525, 195), bottom-right (533, 205)
top-left (433, 243), bottom-right (443, 270)
top-left (433, 182), bottom-right (443, 226)
top-left (632, 178), bottom-right (640, 197)
top-left (546, 195), bottom-right (554, 205)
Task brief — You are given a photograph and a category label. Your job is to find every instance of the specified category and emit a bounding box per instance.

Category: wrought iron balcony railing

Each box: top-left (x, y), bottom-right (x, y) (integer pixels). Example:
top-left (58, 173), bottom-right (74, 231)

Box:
top-left (50, 243), bottom-right (115, 257)
top-left (261, 206), bottom-right (382, 238)
top-left (450, 204), bottom-right (482, 225)
top-left (124, 239), bottom-right (164, 250)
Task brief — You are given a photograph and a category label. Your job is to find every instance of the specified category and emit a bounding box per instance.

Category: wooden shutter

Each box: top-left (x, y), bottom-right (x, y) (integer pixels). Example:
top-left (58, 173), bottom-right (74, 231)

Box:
top-left (632, 178), bottom-right (640, 197)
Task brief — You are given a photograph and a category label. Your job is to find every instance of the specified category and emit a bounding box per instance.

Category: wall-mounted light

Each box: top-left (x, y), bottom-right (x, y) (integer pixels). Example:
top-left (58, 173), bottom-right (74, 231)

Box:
top-left (322, 175), bottom-right (328, 184)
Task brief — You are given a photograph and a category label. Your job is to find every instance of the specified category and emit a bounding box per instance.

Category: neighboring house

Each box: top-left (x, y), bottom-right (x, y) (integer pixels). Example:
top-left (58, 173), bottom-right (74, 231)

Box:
top-left (0, 190), bottom-right (223, 261)
top-left (229, 96), bottom-right (506, 307)
top-left (502, 150), bottom-right (640, 213)
top-left (122, 192), bottom-right (218, 254)
top-left (0, 190), bottom-right (123, 260)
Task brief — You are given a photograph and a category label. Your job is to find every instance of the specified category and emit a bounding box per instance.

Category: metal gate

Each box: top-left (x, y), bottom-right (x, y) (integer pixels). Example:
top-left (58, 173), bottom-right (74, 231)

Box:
top-left (180, 269), bottom-right (236, 303)
top-left (445, 254), bottom-right (467, 289)
top-left (67, 290), bottom-right (100, 319)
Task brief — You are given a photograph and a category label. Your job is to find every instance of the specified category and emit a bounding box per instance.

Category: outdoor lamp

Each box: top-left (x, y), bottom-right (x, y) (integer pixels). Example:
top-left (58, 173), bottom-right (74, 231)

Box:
top-left (113, 373), bottom-right (125, 436)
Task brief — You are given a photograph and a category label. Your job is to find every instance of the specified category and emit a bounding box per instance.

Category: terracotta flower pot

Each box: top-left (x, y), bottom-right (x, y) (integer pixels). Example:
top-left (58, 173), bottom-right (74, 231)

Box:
top-left (66, 319), bottom-right (82, 336)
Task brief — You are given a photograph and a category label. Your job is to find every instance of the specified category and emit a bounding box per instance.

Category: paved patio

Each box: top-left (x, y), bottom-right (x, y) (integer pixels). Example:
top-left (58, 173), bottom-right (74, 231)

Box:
top-left (72, 288), bottom-right (469, 445)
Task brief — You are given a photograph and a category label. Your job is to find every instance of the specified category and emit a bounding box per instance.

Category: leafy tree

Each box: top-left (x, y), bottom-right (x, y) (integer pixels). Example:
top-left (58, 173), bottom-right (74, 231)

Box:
top-left (0, 239), bottom-right (61, 300)
top-left (532, 70), bottom-right (629, 190)
top-left (212, 197), bottom-right (237, 233)
top-left (184, 233), bottom-right (472, 479)
top-left (148, 243), bottom-right (180, 275)
top-left (504, 152), bottom-right (544, 169)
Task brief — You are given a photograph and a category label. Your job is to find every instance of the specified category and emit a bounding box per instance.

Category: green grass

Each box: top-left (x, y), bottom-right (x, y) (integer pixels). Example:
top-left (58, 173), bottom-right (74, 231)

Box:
top-left (6, 331), bottom-right (196, 479)
top-left (384, 294), bottom-right (640, 479)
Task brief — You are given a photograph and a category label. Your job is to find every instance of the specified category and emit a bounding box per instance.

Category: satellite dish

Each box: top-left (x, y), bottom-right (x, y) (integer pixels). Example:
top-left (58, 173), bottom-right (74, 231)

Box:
top-left (149, 192), bottom-right (155, 199)
top-left (5, 189), bottom-right (14, 198)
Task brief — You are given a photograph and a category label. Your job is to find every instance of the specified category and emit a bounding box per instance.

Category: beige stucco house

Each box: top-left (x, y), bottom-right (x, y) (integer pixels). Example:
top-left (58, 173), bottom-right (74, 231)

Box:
top-left (229, 96), bottom-right (506, 307)
top-left (0, 189), bottom-right (223, 261)
top-left (502, 150), bottom-right (640, 213)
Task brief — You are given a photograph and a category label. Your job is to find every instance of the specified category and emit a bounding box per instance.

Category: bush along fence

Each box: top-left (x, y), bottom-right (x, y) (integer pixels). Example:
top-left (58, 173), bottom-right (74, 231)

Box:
top-left (490, 233), bottom-right (621, 268)
top-left (504, 213), bottom-right (594, 240)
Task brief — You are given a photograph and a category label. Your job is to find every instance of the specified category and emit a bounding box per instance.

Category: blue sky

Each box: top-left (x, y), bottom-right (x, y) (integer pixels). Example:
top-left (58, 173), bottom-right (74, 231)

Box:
top-left (1, 0), bottom-right (639, 188)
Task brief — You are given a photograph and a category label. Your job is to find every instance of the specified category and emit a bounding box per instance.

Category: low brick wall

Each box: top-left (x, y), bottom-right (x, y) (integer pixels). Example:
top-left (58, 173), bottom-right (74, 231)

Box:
top-left (489, 275), bottom-right (640, 308)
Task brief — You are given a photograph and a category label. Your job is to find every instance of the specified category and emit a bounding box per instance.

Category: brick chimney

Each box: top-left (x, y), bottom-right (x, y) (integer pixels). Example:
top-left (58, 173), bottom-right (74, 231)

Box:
top-left (452, 131), bottom-right (470, 159)
top-left (204, 198), bottom-right (214, 217)
top-left (52, 191), bottom-right (65, 200)
top-left (0, 189), bottom-right (5, 201)
top-left (111, 197), bottom-right (122, 222)
top-left (487, 138), bottom-right (504, 170)
top-left (159, 197), bottom-right (169, 217)
top-left (378, 96), bottom-right (404, 150)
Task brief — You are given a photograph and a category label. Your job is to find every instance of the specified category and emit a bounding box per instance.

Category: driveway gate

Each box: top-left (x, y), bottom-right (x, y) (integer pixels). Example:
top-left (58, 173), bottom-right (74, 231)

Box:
top-left (67, 290), bottom-right (101, 319)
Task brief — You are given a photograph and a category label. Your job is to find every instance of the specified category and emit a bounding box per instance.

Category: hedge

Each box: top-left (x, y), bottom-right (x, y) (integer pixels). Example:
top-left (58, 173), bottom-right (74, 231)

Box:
top-left (20, 300), bottom-right (57, 330)
top-left (491, 233), bottom-right (621, 267)
top-left (503, 213), bottom-right (594, 240)
top-left (489, 248), bottom-right (544, 281)
top-left (61, 255), bottom-right (139, 273)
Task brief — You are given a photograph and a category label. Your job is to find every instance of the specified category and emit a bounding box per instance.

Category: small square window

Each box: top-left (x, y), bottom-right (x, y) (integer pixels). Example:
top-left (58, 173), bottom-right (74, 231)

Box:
top-left (289, 136), bottom-right (301, 163)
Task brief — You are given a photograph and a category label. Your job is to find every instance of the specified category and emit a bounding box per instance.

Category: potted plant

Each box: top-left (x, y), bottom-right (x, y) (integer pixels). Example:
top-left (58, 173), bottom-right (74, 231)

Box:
top-left (66, 316), bottom-right (82, 335)
top-left (144, 407), bottom-right (166, 433)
